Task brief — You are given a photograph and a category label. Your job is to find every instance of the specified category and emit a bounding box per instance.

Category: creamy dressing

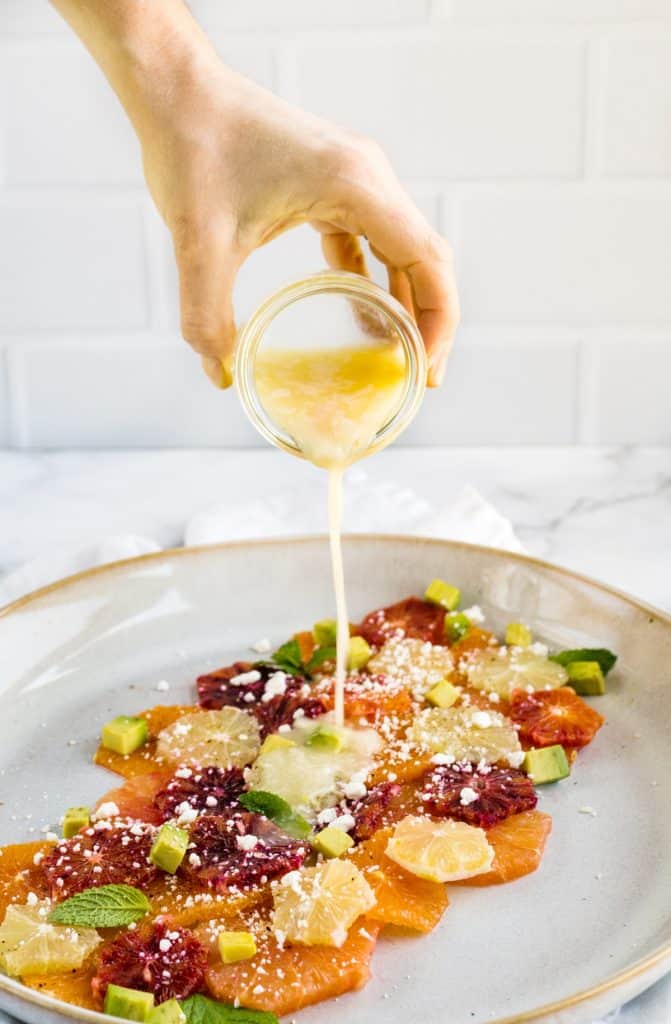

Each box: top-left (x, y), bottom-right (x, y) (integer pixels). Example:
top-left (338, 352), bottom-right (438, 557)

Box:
top-left (255, 343), bottom-right (408, 724)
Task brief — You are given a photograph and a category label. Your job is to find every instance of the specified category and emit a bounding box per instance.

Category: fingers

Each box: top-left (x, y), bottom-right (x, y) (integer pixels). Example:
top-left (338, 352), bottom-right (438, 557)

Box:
top-left (386, 266), bottom-right (414, 318)
top-left (317, 228), bottom-right (369, 278)
top-left (173, 218), bottom-right (243, 388)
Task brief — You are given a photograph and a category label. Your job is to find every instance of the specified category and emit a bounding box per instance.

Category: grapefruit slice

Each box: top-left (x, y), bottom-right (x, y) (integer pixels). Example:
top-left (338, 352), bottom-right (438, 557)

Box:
top-left (95, 705), bottom-right (195, 778)
top-left (94, 770), bottom-right (170, 825)
top-left (462, 810), bottom-right (553, 886)
top-left (348, 827), bottom-right (449, 932)
top-left (200, 913), bottom-right (380, 1016)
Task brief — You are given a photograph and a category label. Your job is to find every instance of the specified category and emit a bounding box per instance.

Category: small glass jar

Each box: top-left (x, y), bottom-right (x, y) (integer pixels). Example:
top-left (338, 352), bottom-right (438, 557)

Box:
top-left (235, 270), bottom-right (427, 465)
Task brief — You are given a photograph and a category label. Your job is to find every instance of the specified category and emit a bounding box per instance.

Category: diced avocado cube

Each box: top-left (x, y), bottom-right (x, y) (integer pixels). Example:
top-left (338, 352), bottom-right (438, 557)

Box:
top-left (260, 734), bottom-right (296, 755)
top-left (217, 930), bottom-right (257, 964)
top-left (523, 745), bottom-right (570, 785)
top-left (147, 1000), bottom-right (186, 1024)
top-left (149, 822), bottom-right (189, 874)
top-left (505, 622), bottom-right (532, 648)
top-left (101, 716), bottom-right (148, 756)
top-left (311, 826), bottom-right (355, 858)
top-left (312, 619), bottom-right (338, 646)
top-left (444, 612), bottom-right (471, 643)
top-left (425, 679), bottom-right (460, 709)
top-left (62, 806), bottom-right (90, 839)
top-left (348, 636), bottom-right (372, 671)
top-left (566, 660), bottom-right (606, 696)
top-left (104, 984), bottom-right (154, 1022)
top-left (305, 725), bottom-right (345, 752)
top-left (425, 579), bottom-right (461, 611)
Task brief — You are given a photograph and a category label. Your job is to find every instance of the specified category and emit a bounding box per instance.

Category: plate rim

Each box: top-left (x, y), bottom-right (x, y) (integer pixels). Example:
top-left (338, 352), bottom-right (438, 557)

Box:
top-left (0, 533), bottom-right (669, 1024)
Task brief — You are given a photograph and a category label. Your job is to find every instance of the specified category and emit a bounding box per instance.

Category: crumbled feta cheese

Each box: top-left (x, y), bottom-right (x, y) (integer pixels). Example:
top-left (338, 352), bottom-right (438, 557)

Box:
top-left (579, 806), bottom-right (598, 817)
top-left (26, 891), bottom-right (38, 906)
top-left (236, 834), bottom-right (259, 852)
top-left (94, 802), bottom-right (120, 819)
top-left (528, 642), bottom-right (549, 657)
top-left (230, 670), bottom-right (262, 686)
top-left (159, 938), bottom-right (172, 953)
top-left (330, 814), bottom-right (356, 833)
top-left (343, 781), bottom-right (367, 800)
top-left (156, 680), bottom-right (170, 692)
top-left (471, 711), bottom-right (494, 729)
top-left (317, 807), bottom-right (338, 826)
top-left (205, 795), bottom-right (218, 808)
top-left (188, 853), bottom-right (202, 868)
top-left (462, 605), bottom-right (485, 624)
top-left (261, 671), bottom-right (288, 703)
top-left (251, 638), bottom-right (272, 654)
top-left (176, 805), bottom-right (199, 825)
top-left (459, 786), bottom-right (479, 806)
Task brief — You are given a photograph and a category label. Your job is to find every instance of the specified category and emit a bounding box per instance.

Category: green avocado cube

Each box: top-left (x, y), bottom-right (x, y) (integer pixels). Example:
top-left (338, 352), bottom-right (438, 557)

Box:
top-left (311, 826), bottom-right (354, 858)
top-left (523, 745), bottom-right (571, 785)
top-left (566, 660), bottom-right (606, 696)
top-left (217, 930), bottom-right (257, 964)
top-left (147, 1001), bottom-right (186, 1024)
top-left (425, 679), bottom-right (460, 709)
top-left (425, 579), bottom-right (461, 611)
top-left (505, 622), bottom-right (532, 648)
top-left (305, 724), bottom-right (345, 752)
top-left (312, 619), bottom-right (338, 646)
top-left (149, 822), bottom-right (189, 874)
top-left (348, 636), bottom-right (372, 671)
top-left (101, 716), bottom-right (148, 756)
top-left (444, 611), bottom-right (471, 643)
top-left (104, 984), bottom-right (154, 1022)
top-left (62, 806), bottom-right (90, 839)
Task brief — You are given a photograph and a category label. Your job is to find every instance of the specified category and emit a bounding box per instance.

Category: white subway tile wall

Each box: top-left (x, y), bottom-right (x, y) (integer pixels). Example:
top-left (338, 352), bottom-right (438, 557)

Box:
top-left (0, 0), bottom-right (669, 448)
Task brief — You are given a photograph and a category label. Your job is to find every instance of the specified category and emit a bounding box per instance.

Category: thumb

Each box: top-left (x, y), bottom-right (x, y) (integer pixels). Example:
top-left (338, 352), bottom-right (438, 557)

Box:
top-left (173, 220), bottom-right (242, 388)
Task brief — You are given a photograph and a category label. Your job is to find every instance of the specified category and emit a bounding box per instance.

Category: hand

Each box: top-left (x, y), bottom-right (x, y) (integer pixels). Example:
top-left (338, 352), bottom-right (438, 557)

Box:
top-left (51, 0), bottom-right (459, 387)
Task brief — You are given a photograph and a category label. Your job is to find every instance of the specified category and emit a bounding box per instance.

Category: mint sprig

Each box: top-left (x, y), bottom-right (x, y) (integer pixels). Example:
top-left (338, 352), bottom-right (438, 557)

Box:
top-left (266, 638), bottom-right (304, 674)
top-left (549, 648), bottom-right (617, 676)
top-left (305, 645), bottom-right (336, 674)
top-left (48, 884), bottom-right (150, 928)
top-left (181, 994), bottom-right (277, 1024)
top-left (239, 790), bottom-right (311, 840)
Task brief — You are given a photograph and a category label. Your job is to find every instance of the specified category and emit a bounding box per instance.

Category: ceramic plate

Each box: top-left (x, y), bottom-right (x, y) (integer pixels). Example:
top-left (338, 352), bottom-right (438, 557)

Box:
top-left (1, 536), bottom-right (670, 1024)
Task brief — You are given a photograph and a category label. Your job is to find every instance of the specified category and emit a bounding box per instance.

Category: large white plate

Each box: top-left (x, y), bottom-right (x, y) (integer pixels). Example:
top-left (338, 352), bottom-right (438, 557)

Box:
top-left (0, 536), bottom-right (670, 1024)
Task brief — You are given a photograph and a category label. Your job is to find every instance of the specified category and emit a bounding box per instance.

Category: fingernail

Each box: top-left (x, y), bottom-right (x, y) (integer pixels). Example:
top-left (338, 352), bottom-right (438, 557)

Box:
top-left (428, 354), bottom-right (448, 388)
top-left (201, 356), bottom-right (232, 389)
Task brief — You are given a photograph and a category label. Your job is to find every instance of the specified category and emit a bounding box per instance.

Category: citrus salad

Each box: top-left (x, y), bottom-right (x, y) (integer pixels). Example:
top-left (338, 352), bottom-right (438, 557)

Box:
top-left (0, 581), bottom-right (613, 1023)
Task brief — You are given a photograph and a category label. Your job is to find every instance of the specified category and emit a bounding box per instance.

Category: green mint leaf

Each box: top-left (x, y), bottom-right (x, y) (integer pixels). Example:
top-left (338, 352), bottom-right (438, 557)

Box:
top-left (181, 994), bottom-right (278, 1024)
top-left (549, 648), bottom-right (617, 676)
top-left (48, 884), bottom-right (150, 927)
top-left (306, 645), bottom-right (336, 674)
top-left (239, 790), bottom-right (311, 840)
top-left (270, 638), bottom-right (304, 674)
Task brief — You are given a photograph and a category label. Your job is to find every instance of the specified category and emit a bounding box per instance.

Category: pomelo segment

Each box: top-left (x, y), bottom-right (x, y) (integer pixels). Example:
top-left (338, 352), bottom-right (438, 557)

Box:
top-left (460, 811), bottom-right (553, 886)
top-left (271, 860), bottom-right (375, 947)
top-left (348, 827), bottom-right (449, 933)
top-left (200, 913), bottom-right (380, 1016)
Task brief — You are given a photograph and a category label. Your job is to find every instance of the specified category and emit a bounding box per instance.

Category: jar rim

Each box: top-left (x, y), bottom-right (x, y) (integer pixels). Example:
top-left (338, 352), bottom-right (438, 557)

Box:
top-left (234, 270), bottom-right (427, 464)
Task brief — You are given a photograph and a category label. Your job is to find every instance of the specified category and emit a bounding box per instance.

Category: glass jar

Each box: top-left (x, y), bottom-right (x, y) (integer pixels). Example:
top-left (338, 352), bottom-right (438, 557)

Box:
top-left (234, 270), bottom-right (427, 466)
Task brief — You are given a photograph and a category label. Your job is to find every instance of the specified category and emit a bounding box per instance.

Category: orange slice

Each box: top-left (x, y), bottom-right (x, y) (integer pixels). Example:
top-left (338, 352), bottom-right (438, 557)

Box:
top-left (348, 827), bottom-right (449, 932)
top-left (0, 842), bottom-right (52, 919)
top-left (94, 705), bottom-right (196, 778)
top-left (462, 811), bottom-right (553, 886)
top-left (200, 913), bottom-right (380, 1017)
top-left (385, 814), bottom-right (493, 883)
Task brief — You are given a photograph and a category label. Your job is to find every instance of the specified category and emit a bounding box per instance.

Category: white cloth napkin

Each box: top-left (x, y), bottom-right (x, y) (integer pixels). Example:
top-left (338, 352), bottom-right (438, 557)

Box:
top-left (0, 477), bottom-right (664, 1022)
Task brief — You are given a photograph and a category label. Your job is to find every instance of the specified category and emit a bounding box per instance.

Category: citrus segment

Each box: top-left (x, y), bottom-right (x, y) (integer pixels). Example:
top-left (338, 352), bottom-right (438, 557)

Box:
top-left (23, 963), bottom-right (99, 1010)
top-left (510, 687), bottom-right (604, 749)
top-left (0, 842), bottom-right (52, 919)
top-left (0, 901), bottom-right (100, 977)
top-left (462, 811), bottom-right (552, 886)
top-left (385, 815), bottom-right (493, 883)
top-left (349, 827), bottom-right (449, 932)
top-left (156, 708), bottom-right (261, 769)
top-left (407, 705), bottom-right (523, 767)
top-left (358, 596), bottom-right (447, 647)
top-left (271, 860), bottom-right (375, 947)
top-left (95, 706), bottom-right (196, 779)
top-left (463, 648), bottom-right (568, 699)
top-left (368, 638), bottom-right (454, 697)
top-left (95, 770), bottom-right (170, 825)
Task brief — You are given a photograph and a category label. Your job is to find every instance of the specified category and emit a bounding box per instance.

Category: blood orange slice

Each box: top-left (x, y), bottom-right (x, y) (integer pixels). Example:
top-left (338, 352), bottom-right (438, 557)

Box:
top-left (92, 921), bottom-right (207, 1004)
top-left (462, 811), bottom-right (553, 886)
top-left (348, 827), bottom-right (449, 933)
top-left (95, 771), bottom-right (170, 825)
top-left (200, 913), bottom-right (380, 1016)
top-left (41, 822), bottom-right (158, 899)
top-left (358, 597), bottom-right (447, 647)
top-left (510, 687), bottom-right (604, 749)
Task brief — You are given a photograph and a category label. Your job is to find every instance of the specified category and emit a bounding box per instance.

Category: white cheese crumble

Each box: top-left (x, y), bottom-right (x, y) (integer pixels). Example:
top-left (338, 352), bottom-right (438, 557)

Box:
top-left (236, 834), bottom-right (259, 851)
top-left (459, 786), bottom-right (479, 806)
top-left (261, 671), bottom-right (288, 703)
top-left (156, 680), bottom-right (170, 692)
top-left (462, 605), bottom-right (485, 624)
top-left (329, 814), bottom-right (356, 833)
top-left (343, 781), bottom-right (367, 800)
top-left (94, 801), bottom-right (120, 819)
top-left (251, 638), bottom-right (272, 654)
top-left (230, 670), bottom-right (262, 686)
top-left (470, 711), bottom-right (494, 729)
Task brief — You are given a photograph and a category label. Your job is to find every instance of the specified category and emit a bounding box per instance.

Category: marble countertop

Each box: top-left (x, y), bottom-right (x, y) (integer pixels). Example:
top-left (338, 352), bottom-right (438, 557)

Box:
top-left (1, 445), bottom-right (670, 610)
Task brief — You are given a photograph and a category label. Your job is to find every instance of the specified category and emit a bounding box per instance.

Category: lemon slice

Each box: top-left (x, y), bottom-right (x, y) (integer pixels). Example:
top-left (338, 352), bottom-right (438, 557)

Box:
top-left (0, 901), bottom-right (100, 977)
top-left (248, 720), bottom-right (380, 817)
top-left (407, 705), bottom-right (523, 767)
top-left (463, 648), bottom-right (568, 699)
top-left (368, 638), bottom-right (454, 697)
top-left (385, 815), bottom-right (493, 882)
top-left (156, 708), bottom-right (261, 769)
top-left (271, 860), bottom-right (375, 947)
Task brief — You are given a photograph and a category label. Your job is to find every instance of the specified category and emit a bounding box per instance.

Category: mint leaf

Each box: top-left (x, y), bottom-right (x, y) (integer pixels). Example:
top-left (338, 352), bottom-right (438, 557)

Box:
top-left (549, 648), bottom-right (617, 676)
top-left (306, 645), bottom-right (336, 674)
top-left (269, 638), bottom-right (304, 674)
top-left (239, 790), bottom-right (311, 840)
top-left (48, 884), bottom-right (150, 927)
top-left (181, 994), bottom-right (277, 1024)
